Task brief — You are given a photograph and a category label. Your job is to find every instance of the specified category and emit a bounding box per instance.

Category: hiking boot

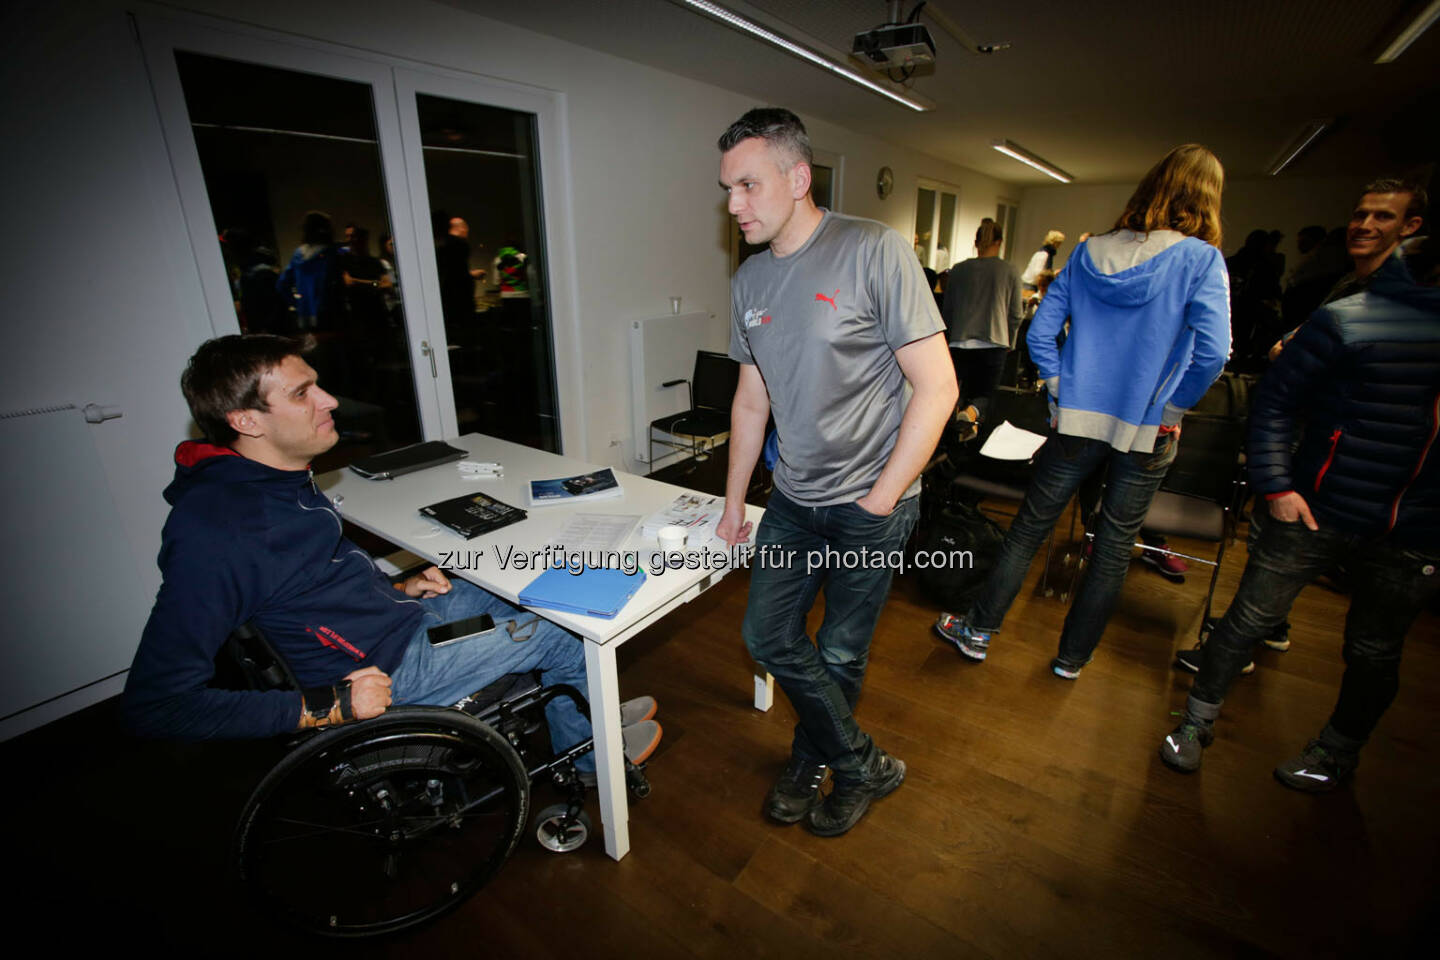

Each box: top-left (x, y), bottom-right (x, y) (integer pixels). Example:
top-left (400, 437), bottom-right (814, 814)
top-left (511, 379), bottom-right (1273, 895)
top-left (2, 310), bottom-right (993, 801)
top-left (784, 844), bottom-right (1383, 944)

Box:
top-left (1263, 621), bottom-right (1292, 652)
top-left (1274, 739), bottom-right (1357, 793)
top-left (764, 755), bottom-right (830, 824)
top-left (934, 613), bottom-right (990, 662)
top-left (1050, 655), bottom-right (1092, 680)
top-left (1174, 643), bottom-right (1254, 675)
top-left (1140, 550), bottom-right (1188, 583)
top-left (1159, 720), bottom-right (1214, 772)
top-left (620, 695), bottom-right (658, 726)
top-left (806, 751), bottom-right (906, 837)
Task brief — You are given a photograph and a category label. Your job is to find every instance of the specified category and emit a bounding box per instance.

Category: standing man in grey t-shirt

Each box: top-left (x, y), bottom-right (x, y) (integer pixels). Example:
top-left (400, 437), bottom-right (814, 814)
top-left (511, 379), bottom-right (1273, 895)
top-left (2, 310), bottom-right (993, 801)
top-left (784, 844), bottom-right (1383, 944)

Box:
top-left (714, 108), bottom-right (957, 836)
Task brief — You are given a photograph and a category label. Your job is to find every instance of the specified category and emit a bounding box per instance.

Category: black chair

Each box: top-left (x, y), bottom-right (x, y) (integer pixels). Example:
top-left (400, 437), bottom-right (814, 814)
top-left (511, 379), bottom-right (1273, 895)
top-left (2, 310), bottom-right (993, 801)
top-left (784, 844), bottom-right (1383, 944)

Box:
top-left (220, 623), bottom-right (649, 938)
top-left (648, 350), bottom-right (739, 472)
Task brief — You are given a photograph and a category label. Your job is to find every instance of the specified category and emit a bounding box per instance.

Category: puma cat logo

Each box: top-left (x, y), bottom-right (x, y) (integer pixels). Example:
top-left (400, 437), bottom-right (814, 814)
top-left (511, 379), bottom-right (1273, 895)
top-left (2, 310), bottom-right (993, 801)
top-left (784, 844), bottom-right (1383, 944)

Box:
top-left (815, 289), bottom-right (840, 311)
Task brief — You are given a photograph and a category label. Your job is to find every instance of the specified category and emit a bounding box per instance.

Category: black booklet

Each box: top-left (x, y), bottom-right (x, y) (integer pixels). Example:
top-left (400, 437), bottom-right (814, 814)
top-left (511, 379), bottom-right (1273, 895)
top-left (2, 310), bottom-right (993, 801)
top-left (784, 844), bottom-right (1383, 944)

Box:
top-left (419, 491), bottom-right (527, 539)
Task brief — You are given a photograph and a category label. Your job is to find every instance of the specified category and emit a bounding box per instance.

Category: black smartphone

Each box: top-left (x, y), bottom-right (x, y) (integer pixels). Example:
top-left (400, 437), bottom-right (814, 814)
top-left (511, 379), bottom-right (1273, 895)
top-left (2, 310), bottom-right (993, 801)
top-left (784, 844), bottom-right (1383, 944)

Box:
top-left (427, 613), bottom-right (497, 647)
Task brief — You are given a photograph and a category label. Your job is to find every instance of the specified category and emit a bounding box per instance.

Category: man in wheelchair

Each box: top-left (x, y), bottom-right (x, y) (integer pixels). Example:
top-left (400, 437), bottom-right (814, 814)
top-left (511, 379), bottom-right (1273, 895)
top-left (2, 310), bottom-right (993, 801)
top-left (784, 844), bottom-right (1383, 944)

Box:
top-left (123, 333), bottom-right (661, 779)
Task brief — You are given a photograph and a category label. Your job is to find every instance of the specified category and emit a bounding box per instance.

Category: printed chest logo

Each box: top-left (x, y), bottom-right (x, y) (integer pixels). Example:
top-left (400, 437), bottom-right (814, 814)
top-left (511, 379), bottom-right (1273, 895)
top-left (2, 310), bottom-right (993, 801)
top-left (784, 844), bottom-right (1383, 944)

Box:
top-left (815, 289), bottom-right (840, 311)
top-left (744, 307), bottom-right (772, 328)
top-left (307, 624), bottom-right (365, 660)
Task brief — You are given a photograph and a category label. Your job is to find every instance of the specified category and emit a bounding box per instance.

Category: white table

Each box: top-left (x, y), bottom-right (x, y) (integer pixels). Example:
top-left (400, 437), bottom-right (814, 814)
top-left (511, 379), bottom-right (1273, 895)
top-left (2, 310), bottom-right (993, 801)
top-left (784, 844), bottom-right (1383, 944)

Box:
top-left (317, 434), bottom-right (764, 860)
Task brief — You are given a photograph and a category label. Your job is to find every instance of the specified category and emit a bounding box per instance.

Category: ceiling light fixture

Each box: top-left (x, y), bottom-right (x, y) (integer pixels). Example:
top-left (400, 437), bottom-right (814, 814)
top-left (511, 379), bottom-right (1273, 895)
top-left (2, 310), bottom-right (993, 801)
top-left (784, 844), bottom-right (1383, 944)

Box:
top-left (673, 0), bottom-right (930, 111)
top-left (1266, 119), bottom-right (1332, 176)
top-left (1375, 0), bottom-right (1440, 62)
top-left (991, 139), bottom-right (1073, 183)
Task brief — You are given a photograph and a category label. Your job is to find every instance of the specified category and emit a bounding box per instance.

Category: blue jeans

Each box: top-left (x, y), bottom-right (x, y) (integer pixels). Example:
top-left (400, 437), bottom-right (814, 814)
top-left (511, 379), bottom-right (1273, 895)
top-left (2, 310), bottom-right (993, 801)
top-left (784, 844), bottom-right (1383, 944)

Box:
top-left (389, 579), bottom-right (593, 770)
top-left (742, 489), bottom-right (919, 785)
top-left (1191, 511), bottom-right (1440, 745)
top-left (969, 431), bottom-right (1179, 663)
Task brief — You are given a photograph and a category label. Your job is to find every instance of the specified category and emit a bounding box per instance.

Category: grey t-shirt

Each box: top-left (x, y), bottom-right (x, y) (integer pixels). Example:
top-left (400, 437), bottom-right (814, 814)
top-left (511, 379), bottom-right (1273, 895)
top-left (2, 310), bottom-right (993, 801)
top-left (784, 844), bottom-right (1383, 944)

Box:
top-left (942, 256), bottom-right (1024, 348)
top-left (729, 210), bottom-right (945, 506)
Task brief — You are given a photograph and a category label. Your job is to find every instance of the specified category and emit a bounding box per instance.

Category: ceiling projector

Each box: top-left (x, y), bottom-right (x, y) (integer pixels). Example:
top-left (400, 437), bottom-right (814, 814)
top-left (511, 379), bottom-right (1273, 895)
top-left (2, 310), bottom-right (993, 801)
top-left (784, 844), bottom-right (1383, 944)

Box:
top-left (852, 22), bottom-right (936, 67)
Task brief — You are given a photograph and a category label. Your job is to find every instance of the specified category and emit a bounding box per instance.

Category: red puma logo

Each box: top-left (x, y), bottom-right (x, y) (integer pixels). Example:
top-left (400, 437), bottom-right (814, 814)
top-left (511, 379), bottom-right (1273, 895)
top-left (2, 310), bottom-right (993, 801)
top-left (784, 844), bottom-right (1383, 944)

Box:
top-left (815, 289), bottom-right (840, 311)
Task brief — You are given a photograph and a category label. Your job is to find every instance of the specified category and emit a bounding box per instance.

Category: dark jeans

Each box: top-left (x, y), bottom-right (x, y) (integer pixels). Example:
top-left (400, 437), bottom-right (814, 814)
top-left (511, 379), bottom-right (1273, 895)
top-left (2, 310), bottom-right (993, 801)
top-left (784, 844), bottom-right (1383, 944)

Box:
top-left (742, 488), bottom-right (919, 785)
top-left (969, 431), bottom-right (1179, 662)
top-left (1192, 511), bottom-right (1440, 745)
top-left (950, 346), bottom-right (1008, 421)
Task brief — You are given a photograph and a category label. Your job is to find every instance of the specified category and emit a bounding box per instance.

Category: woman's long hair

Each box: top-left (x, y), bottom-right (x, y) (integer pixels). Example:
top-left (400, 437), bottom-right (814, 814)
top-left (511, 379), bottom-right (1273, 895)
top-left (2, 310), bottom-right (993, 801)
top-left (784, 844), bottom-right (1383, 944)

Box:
top-left (1113, 144), bottom-right (1224, 248)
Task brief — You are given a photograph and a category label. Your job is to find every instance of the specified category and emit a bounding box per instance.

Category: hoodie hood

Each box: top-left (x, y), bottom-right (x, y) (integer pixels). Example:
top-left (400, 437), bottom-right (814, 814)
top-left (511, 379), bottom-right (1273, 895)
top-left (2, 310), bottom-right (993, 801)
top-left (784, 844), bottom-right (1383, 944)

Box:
top-left (164, 440), bottom-right (306, 506)
top-left (1074, 230), bottom-right (1198, 308)
top-left (1370, 253), bottom-right (1440, 315)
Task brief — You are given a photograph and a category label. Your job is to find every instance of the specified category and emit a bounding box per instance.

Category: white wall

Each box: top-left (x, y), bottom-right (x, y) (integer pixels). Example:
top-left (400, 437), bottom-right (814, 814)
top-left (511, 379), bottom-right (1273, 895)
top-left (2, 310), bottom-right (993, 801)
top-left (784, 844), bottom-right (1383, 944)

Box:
top-left (0, 0), bottom-right (1016, 731)
top-left (1011, 175), bottom-right (1361, 271)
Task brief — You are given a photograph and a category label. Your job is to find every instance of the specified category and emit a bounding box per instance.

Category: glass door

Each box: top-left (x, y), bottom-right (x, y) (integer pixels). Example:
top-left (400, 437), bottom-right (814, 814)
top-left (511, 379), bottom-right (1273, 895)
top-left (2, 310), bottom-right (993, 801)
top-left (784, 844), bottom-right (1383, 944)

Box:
top-left (140, 20), bottom-right (448, 470)
top-left (394, 68), bottom-right (582, 454)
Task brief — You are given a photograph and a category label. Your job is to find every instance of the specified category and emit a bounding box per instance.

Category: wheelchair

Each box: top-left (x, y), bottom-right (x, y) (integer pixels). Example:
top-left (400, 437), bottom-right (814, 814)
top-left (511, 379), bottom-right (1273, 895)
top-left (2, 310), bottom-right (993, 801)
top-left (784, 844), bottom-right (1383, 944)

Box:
top-left (220, 622), bottom-right (651, 938)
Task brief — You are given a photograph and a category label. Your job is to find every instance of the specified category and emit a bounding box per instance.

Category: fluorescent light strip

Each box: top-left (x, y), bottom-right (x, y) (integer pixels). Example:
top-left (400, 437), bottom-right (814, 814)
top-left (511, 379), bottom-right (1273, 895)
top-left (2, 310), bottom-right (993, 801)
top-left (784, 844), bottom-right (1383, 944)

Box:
top-left (676, 0), bottom-right (929, 111)
top-left (1375, 0), bottom-right (1440, 62)
top-left (991, 139), bottom-right (1072, 183)
top-left (1267, 119), bottom-right (1331, 176)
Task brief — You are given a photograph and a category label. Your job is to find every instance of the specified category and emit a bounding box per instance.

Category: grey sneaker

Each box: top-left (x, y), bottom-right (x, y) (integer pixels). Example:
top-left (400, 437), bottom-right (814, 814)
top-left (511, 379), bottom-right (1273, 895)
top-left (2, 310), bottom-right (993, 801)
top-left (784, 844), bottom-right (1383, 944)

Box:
top-left (577, 720), bottom-right (664, 788)
top-left (1159, 719), bottom-right (1213, 772)
top-left (934, 613), bottom-right (990, 662)
top-left (1274, 739), bottom-right (1356, 793)
top-left (620, 695), bottom-right (657, 727)
top-left (806, 751), bottom-right (906, 837)
top-left (1050, 655), bottom-right (1092, 680)
top-left (764, 756), bottom-right (830, 824)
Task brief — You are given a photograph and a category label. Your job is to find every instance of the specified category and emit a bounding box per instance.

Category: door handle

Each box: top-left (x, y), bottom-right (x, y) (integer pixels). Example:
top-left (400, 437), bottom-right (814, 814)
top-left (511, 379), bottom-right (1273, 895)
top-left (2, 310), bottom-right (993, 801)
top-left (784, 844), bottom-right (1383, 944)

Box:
top-left (420, 340), bottom-right (438, 378)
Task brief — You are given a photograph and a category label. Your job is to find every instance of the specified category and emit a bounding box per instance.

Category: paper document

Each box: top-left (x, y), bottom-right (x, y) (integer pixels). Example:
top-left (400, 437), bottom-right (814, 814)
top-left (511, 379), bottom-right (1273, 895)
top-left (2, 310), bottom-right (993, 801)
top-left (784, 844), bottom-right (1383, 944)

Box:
top-left (979, 420), bottom-right (1048, 460)
top-left (551, 514), bottom-right (640, 552)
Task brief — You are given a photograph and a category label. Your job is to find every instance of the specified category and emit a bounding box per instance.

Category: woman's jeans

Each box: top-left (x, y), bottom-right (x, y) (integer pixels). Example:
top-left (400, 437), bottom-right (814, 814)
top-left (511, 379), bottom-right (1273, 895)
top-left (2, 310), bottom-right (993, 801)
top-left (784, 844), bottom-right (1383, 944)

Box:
top-left (969, 431), bottom-right (1179, 663)
top-left (1191, 510), bottom-right (1440, 745)
top-left (742, 489), bottom-right (919, 786)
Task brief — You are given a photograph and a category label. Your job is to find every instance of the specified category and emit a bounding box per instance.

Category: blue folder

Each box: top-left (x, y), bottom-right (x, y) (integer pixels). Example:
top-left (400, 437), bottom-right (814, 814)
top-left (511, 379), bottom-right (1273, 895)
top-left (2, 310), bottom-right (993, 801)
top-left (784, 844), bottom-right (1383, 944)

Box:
top-left (518, 567), bottom-right (646, 619)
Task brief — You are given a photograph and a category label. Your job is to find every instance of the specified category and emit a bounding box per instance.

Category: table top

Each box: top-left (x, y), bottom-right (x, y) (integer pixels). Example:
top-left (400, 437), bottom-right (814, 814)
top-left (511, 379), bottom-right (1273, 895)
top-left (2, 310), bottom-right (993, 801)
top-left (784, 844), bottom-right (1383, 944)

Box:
top-left (317, 434), bottom-right (762, 644)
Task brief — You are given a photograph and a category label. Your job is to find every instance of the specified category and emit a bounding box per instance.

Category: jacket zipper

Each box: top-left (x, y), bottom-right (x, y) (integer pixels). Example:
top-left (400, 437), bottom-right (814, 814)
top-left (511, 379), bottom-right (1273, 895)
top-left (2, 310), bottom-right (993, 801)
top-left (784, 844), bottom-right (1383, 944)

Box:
top-left (1150, 362), bottom-right (1179, 407)
top-left (1314, 429), bottom-right (1342, 492)
top-left (1388, 392), bottom-right (1440, 532)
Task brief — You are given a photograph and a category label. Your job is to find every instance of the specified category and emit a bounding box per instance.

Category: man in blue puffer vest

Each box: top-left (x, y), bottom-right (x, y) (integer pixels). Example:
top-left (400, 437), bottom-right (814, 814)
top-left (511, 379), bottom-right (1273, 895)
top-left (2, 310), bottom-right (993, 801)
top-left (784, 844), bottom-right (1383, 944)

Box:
top-left (1160, 183), bottom-right (1438, 791)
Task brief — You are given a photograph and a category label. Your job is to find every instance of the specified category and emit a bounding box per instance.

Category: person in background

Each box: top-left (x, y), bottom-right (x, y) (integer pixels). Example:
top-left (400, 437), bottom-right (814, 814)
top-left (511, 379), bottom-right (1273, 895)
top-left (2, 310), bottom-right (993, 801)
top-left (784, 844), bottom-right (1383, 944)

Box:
top-left (935, 144), bottom-right (1230, 679)
top-left (941, 218), bottom-right (1024, 434)
top-left (1021, 229), bottom-right (1065, 296)
top-left (276, 211), bottom-right (342, 332)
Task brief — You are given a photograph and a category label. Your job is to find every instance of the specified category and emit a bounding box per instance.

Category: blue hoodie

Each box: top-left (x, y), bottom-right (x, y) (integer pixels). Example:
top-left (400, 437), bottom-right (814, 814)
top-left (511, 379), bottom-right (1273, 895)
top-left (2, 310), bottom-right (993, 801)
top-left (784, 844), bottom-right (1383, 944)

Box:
top-left (123, 441), bottom-right (422, 740)
top-left (1028, 231), bottom-right (1231, 452)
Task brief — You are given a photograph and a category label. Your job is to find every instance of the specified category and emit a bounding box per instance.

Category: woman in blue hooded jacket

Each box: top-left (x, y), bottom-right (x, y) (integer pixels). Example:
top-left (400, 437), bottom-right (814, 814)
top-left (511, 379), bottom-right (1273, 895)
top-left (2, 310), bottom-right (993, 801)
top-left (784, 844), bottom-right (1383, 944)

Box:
top-left (935, 144), bottom-right (1232, 677)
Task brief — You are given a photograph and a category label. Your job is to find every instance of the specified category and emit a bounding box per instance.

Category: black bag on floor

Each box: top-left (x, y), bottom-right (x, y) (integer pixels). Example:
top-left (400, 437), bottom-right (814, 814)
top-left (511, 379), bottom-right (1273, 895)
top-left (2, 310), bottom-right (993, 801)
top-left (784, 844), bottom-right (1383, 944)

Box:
top-left (912, 501), bottom-right (1005, 610)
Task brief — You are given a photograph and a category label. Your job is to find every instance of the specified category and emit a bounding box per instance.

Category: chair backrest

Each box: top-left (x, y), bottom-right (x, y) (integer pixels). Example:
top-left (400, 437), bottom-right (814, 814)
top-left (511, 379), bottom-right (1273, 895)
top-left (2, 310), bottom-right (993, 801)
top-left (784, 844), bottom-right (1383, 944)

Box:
top-left (1161, 414), bottom-right (1247, 507)
top-left (214, 622), bottom-right (300, 693)
top-left (691, 351), bottom-right (739, 412)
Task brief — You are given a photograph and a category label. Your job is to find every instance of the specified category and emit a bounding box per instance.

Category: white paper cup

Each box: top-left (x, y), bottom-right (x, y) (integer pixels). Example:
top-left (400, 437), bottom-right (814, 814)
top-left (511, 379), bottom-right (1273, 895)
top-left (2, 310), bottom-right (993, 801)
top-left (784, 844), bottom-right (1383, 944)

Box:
top-left (656, 525), bottom-right (688, 552)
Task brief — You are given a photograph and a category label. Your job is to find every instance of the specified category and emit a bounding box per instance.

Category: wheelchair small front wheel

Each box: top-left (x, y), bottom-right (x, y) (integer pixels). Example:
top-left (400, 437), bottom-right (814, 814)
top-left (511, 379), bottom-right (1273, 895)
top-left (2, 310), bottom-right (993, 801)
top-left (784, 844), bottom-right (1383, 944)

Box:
top-left (534, 803), bottom-right (591, 853)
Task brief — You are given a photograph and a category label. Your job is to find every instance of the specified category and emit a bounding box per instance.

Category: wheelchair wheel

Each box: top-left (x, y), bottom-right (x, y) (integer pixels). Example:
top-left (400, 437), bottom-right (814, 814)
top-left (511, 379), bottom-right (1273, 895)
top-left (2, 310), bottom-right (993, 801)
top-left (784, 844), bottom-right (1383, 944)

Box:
top-left (533, 803), bottom-right (591, 853)
top-left (234, 707), bottom-right (529, 937)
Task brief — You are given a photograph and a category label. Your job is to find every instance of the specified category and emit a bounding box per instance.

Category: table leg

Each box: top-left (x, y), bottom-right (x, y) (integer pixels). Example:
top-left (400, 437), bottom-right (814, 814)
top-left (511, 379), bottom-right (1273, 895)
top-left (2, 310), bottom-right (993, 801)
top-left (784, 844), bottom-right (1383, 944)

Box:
top-left (584, 640), bottom-right (629, 860)
top-left (753, 672), bottom-right (774, 711)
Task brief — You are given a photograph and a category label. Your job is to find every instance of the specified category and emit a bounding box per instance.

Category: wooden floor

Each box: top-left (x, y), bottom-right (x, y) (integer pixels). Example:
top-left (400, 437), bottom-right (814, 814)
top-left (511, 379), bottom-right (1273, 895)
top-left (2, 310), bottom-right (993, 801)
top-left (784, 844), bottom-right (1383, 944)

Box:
top-left (7, 513), bottom-right (1439, 957)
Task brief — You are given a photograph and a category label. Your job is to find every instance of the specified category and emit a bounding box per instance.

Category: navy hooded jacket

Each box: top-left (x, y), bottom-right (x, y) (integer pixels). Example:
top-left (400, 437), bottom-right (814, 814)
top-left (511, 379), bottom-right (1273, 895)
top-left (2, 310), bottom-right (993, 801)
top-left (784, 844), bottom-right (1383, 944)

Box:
top-left (123, 442), bottom-right (421, 739)
top-left (1248, 255), bottom-right (1440, 547)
